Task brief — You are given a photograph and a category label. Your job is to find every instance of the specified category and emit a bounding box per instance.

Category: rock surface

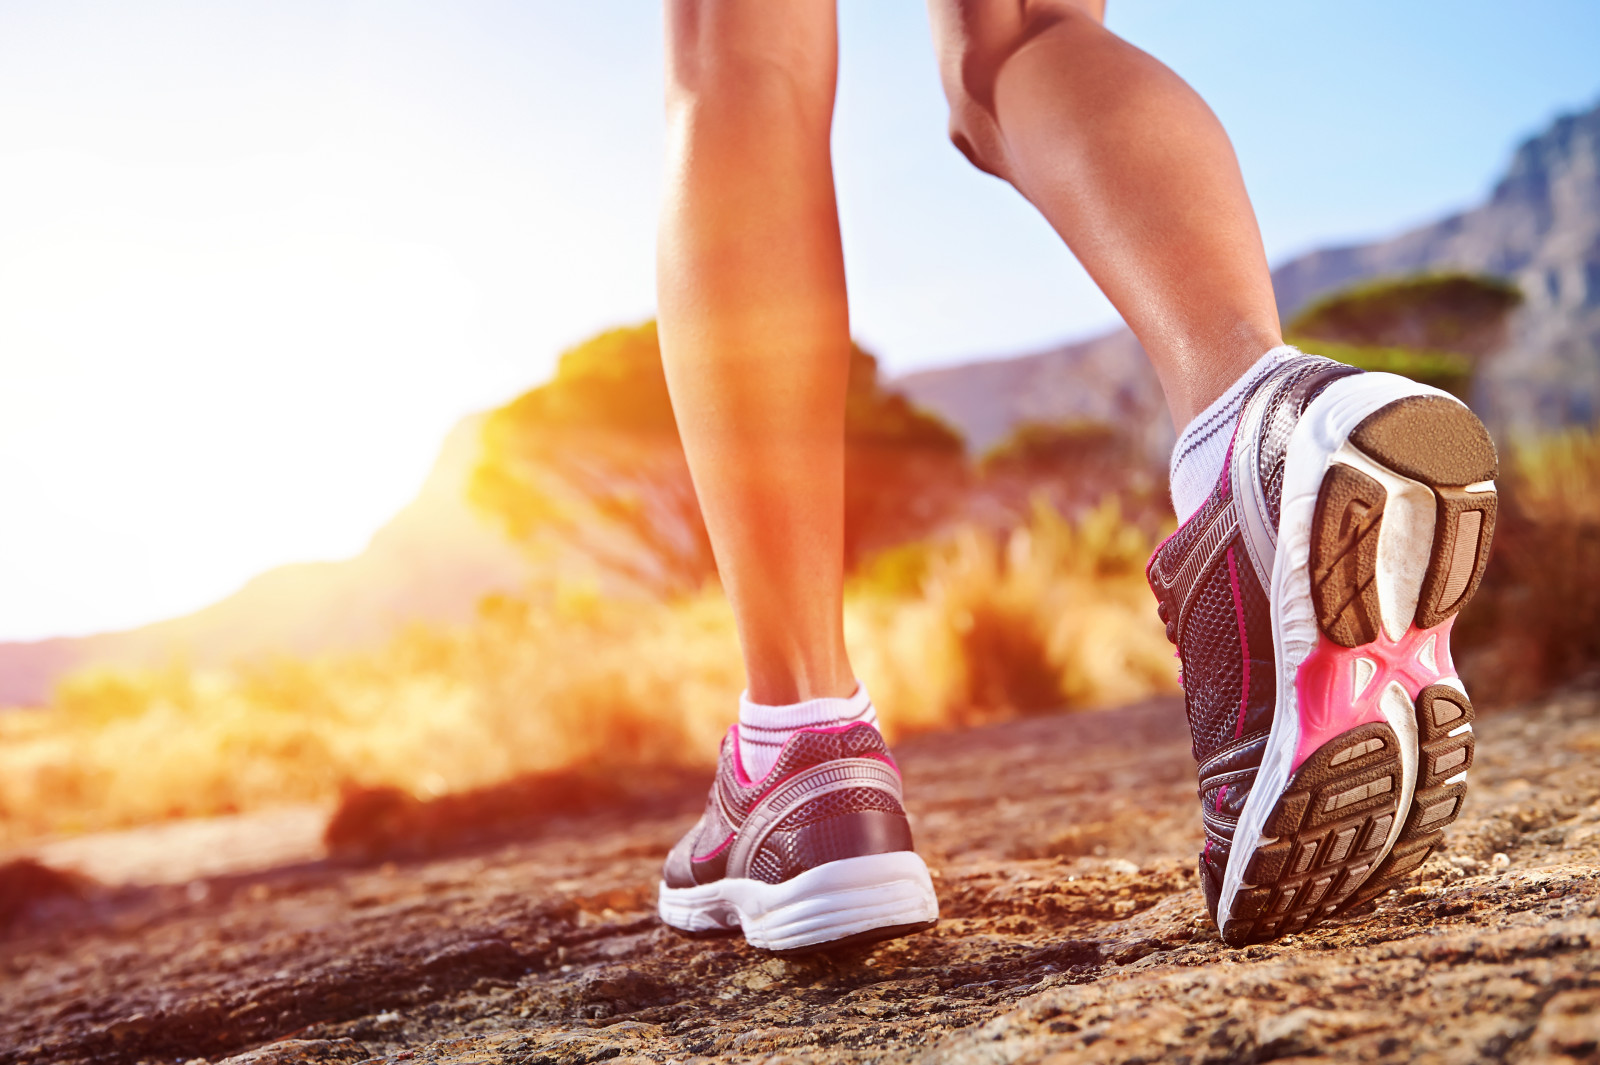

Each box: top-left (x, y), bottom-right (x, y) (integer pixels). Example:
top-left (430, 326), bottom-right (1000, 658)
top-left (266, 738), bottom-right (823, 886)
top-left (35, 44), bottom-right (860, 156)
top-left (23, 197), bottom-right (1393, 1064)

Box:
top-left (6, 688), bottom-right (1600, 1064)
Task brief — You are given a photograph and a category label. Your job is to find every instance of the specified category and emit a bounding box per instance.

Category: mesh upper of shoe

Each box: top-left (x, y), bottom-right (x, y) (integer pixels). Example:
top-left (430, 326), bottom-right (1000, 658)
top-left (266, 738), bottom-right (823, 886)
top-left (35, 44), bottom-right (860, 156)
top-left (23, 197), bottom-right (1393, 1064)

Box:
top-left (753, 791), bottom-right (907, 883)
top-left (776, 785), bottom-right (903, 827)
top-left (716, 724), bottom-right (894, 822)
top-left (1180, 560), bottom-right (1249, 759)
top-left (1255, 357), bottom-right (1362, 534)
top-left (668, 722), bottom-right (910, 886)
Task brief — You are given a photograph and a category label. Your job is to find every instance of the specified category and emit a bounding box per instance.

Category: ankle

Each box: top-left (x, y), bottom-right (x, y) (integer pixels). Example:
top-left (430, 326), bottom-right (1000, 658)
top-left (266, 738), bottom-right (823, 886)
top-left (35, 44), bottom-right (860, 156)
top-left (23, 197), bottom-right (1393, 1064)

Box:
top-left (1168, 344), bottom-right (1301, 521)
top-left (1167, 328), bottom-right (1288, 430)
top-left (736, 683), bottom-right (879, 779)
top-left (744, 656), bottom-right (857, 705)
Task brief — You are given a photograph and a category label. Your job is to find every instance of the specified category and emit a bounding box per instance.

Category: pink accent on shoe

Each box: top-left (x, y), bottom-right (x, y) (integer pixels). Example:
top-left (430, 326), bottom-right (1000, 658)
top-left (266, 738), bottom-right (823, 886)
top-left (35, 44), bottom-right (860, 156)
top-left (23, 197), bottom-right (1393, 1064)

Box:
top-left (1226, 548), bottom-right (1252, 741)
top-left (692, 832), bottom-right (735, 863)
top-left (729, 724), bottom-right (756, 786)
top-left (1292, 617), bottom-right (1457, 772)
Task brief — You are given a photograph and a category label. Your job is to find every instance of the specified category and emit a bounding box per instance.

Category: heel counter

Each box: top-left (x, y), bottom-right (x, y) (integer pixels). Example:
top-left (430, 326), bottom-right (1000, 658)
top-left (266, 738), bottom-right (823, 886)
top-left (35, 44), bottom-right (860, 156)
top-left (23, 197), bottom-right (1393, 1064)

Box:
top-left (751, 808), bottom-right (915, 885)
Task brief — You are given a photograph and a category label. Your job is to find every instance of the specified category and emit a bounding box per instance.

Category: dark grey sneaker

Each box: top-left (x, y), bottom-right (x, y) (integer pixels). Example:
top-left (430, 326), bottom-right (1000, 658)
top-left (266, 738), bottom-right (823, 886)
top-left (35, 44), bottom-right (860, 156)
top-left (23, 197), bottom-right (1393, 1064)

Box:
top-left (1148, 357), bottom-right (1498, 945)
top-left (658, 723), bottom-right (938, 952)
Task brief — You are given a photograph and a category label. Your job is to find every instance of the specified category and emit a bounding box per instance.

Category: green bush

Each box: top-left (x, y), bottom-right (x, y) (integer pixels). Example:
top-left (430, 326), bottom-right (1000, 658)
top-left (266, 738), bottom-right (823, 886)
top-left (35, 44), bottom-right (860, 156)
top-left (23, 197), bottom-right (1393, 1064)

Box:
top-left (1288, 336), bottom-right (1474, 398)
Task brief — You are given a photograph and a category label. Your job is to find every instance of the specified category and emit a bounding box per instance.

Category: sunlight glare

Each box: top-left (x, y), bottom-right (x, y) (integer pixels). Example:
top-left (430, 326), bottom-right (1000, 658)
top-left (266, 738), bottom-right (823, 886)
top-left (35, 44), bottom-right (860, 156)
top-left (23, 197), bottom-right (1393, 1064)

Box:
top-left (0, 148), bottom-right (486, 639)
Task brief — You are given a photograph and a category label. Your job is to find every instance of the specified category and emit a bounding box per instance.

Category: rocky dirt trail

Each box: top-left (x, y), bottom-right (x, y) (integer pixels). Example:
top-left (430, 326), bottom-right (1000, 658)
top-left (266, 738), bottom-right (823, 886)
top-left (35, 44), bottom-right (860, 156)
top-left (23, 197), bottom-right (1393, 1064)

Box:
top-left (6, 687), bottom-right (1600, 1065)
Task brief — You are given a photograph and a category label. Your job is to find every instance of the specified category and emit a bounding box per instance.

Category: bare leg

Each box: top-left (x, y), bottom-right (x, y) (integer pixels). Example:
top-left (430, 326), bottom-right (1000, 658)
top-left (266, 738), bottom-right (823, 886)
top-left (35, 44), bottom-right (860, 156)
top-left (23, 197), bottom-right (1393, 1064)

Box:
top-left (657, 0), bottom-right (854, 704)
top-left (928, 0), bottom-right (1283, 428)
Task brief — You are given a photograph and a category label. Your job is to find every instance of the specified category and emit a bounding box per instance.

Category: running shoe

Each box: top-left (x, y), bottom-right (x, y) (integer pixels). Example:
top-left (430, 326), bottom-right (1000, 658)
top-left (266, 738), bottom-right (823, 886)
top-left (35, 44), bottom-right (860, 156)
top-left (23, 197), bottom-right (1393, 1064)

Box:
top-left (1147, 355), bottom-right (1497, 946)
top-left (657, 722), bottom-right (939, 952)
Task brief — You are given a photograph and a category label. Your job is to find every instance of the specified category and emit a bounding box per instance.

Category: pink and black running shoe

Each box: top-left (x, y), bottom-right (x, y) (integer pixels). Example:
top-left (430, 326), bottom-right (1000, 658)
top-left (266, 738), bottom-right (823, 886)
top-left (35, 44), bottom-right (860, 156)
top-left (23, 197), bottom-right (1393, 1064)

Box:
top-left (657, 723), bottom-right (939, 952)
top-left (1148, 355), bottom-right (1497, 946)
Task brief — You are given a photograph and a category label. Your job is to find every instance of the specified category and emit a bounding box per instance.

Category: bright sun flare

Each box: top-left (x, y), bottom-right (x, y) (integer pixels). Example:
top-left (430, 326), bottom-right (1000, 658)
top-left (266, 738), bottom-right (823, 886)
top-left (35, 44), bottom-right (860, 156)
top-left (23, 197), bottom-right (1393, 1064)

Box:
top-left (0, 148), bottom-right (489, 640)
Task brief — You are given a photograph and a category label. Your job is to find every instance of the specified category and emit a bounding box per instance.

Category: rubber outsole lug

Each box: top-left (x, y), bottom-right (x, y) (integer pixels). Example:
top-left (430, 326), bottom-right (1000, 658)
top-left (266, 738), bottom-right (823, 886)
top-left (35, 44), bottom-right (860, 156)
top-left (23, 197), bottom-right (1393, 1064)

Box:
top-left (1347, 394), bottom-right (1498, 486)
top-left (1340, 396), bottom-right (1499, 636)
top-left (1417, 487), bottom-right (1498, 630)
top-left (1336, 684), bottom-right (1476, 912)
top-left (1220, 722), bottom-right (1401, 946)
top-left (1310, 463), bottom-right (1387, 648)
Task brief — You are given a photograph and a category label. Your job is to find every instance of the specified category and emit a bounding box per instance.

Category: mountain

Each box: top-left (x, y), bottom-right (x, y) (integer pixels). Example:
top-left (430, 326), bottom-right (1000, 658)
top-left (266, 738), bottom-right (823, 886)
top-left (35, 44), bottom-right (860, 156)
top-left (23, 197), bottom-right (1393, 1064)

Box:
top-left (897, 98), bottom-right (1600, 447)
top-left (888, 328), bottom-right (1172, 461)
top-left (0, 416), bottom-right (533, 708)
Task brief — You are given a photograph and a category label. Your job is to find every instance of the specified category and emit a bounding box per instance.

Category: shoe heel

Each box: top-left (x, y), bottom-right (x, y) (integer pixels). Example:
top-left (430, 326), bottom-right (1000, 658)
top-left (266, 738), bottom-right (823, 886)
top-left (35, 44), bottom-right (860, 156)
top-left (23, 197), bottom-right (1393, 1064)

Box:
top-left (1302, 394), bottom-right (1493, 917)
top-left (741, 852), bottom-right (940, 954)
top-left (1348, 395), bottom-right (1498, 629)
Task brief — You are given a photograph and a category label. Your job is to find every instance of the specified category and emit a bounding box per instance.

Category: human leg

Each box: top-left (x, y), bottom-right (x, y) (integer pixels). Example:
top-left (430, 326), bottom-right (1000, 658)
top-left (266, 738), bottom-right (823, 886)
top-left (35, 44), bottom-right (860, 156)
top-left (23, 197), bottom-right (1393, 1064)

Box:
top-left (657, 0), bottom-right (853, 708)
top-left (654, 0), bottom-right (937, 950)
top-left (927, 0), bottom-right (1282, 432)
top-left (927, 0), bottom-right (1499, 945)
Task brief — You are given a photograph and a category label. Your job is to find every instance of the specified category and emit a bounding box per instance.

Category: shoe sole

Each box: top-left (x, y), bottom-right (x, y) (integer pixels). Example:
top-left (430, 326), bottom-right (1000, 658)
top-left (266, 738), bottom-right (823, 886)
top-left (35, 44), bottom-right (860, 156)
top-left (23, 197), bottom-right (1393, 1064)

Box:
top-left (657, 851), bottom-right (939, 953)
top-left (1219, 375), bottom-right (1497, 946)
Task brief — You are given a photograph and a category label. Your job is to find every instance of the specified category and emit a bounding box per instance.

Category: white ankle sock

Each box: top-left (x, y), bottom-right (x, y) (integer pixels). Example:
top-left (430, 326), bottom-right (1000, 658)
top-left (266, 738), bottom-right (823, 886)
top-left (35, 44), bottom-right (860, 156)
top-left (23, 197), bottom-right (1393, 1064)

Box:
top-left (736, 683), bottom-right (879, 780)
top-left (1169, 345), bottom-right (1301, 523)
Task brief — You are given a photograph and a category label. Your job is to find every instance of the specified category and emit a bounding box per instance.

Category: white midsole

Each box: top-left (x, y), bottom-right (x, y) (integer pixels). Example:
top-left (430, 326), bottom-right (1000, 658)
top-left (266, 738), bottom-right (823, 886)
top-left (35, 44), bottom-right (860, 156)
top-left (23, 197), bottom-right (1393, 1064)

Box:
top-left (658, 851), bottom-right (938, 952)
top-left (1219, 372), bottom-right (1467, 921)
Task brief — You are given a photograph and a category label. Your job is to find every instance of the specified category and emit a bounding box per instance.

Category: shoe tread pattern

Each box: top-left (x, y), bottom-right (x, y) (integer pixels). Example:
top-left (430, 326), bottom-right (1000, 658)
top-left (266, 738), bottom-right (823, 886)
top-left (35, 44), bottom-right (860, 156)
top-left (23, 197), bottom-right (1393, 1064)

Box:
top-left (1335, 684), bottom-right (1475, 913)
top-left (1343, 395), bottom-right (1499, 633)
top-left (1221, 722), bottom-right (1402, 946)
top-left (1302, 395), bottom-right (1491, 918)
top-left (1310, 464), bottom-right (1388, 647)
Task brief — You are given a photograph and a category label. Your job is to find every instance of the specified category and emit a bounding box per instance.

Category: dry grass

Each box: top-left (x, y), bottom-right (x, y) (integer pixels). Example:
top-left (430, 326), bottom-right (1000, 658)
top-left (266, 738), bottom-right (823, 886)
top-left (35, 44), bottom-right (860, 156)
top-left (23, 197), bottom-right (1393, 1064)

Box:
top-left (849, 498), bottom-right (1176, 733)
top-left (0, 501), bottom-right (1176, 849)
top-left (1508, 427), bottom-right (1600, 525)
top-left (1456, 426), bottom-right (1600, 704)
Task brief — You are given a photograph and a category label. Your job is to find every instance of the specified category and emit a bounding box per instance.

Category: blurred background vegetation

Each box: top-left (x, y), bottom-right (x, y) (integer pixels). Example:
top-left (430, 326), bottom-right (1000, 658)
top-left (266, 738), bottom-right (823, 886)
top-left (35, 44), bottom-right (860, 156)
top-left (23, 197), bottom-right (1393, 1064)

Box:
top-left (1, 268), bottom-right (1597, 850)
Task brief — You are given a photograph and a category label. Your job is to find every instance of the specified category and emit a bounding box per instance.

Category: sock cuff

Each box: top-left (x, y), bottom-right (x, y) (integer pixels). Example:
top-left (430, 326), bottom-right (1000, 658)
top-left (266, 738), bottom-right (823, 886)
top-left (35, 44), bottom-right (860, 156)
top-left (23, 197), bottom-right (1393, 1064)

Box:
top-left (738, 682), bottom-right (877, 736)
top-left (1169, 345), bottom-right (1300, 520)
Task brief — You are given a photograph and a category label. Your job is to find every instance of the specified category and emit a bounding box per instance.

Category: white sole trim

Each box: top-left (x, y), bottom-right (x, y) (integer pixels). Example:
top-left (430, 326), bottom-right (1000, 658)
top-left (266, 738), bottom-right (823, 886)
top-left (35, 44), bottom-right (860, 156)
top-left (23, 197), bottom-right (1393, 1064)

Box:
top-left (658, 851), bottom-right (938, 952)
top-left (1220, 372), bottom-right (1464, 921)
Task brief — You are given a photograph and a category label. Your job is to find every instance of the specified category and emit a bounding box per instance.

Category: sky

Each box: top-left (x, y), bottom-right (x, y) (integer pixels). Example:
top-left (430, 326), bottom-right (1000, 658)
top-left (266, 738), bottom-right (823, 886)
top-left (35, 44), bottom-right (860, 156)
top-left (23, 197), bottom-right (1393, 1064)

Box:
top-left (1, 0), bottom-right (1597, 642)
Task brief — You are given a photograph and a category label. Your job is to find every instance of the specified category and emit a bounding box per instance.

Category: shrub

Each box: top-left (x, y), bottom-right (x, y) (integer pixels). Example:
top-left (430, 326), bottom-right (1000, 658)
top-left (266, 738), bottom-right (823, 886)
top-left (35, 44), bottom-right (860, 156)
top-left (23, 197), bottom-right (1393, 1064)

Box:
top-left (0, 500), bottom-right (1177, 847)
top-left (1455, 427), bottom-right (1600, 704)
top-left (1287, 272), bottom-right (1522, 359)
top-left (848, 498), bottom-right (1176, 732)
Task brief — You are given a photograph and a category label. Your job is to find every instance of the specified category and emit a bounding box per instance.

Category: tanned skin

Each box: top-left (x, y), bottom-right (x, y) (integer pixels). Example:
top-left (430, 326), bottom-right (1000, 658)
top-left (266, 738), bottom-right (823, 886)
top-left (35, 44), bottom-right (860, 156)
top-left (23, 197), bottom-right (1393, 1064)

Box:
top-left (657, 0), bottom-right (1282, 704)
